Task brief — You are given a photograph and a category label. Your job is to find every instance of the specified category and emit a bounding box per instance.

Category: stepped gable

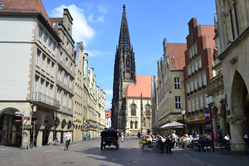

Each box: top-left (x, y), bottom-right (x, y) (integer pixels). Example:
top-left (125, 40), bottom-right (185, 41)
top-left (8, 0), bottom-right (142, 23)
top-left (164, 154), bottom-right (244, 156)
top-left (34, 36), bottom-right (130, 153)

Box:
top-left (125, 75), bottom-right (152, 98)
top-left (0, 0), bottom-right (53, 27)
top-left (168, 43), bottom-right (187, 70)
top-left (200, 25), bottom-right (215, 49)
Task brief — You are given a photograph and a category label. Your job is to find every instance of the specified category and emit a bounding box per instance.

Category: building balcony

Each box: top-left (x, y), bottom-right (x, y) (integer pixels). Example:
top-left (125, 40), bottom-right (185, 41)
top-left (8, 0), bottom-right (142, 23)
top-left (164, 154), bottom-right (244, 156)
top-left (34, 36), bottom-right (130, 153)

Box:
top-left (208, 73), bottom-right (224, 93)
top-left (32, 92), bottom-right (60, 109)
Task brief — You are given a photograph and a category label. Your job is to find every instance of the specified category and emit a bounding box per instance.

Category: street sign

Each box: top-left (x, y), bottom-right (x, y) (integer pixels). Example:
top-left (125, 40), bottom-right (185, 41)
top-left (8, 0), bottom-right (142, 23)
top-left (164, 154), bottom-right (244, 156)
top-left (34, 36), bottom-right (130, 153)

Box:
top-left (15, 114), bottom-right (23, 117)
top-left (24, 116), bottom-right (30, 120)
top-left (204, 109), bottom-right (210, 114)
top-left (205, 116), bottom-right (211, 122)
top-left (34, 120), bottom-right (38, 125)
top-left (15, 112), bottom-right (24, 115)
top-left (15, 120), bottom-right (23, 122)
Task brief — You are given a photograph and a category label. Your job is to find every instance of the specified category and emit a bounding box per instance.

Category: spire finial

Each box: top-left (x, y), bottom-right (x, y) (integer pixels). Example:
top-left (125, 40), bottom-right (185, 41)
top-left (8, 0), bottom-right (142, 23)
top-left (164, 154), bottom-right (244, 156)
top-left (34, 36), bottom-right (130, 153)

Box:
top-left (123, 4), bottom-right (126, 10)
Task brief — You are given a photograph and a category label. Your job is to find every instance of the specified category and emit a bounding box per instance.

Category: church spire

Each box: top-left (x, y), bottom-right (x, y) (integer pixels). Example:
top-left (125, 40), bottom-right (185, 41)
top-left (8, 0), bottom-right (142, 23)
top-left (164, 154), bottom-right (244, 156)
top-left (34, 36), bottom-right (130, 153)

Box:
top-left (118, 4), bottom-right (131, 48)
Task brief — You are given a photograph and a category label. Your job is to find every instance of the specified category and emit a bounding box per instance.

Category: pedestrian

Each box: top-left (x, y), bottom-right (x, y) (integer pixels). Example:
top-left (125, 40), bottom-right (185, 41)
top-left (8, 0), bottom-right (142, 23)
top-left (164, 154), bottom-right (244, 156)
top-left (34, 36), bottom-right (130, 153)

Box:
top-left (138, 131), bottom-right (141, 139)
top-left (218, 129), bottom-right (223, 142)
top-left (88, 132), bottom-right (91, 140)
top-left (121, 132), bottom-right (124, 142)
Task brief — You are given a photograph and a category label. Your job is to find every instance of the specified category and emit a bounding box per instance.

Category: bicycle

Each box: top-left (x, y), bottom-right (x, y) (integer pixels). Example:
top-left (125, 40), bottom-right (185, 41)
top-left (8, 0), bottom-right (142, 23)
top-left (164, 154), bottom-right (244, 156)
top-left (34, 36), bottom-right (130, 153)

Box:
top-left (64, 140), bottom-right (70, 151)
top-left (216, 141), bottom-right (231, 154)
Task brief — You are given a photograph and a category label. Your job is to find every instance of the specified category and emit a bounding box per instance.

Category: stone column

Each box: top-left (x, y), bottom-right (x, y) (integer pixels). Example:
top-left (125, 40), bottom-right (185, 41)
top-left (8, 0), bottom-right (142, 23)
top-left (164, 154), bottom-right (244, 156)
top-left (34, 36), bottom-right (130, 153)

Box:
top-left (56, 132), bottom-right (61, 143)
top-left (213, 115), bottom-right (218, 134)
top-left (227, 116), bottom-right (247, 155)
top-left (219, 114), bottom-right (225, 137)
top-left (36, 130), bottom-right (43, 147)
top-left (36, 125), bottom-right (45, 147)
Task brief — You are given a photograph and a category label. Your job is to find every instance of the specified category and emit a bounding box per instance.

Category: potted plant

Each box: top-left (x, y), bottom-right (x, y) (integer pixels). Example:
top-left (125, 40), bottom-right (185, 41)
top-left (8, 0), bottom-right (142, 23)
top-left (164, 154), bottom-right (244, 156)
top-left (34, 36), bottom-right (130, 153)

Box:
top-left (187, 93), bottom-right (190, 96)
top-left (194, 89), bottom-right (197, 93)
top-left (202, 85), bottom-right (206, 89)
top-left (190, 91), bottom-right (193, 94)
top-left (198, 87), bottom-right (202, 91)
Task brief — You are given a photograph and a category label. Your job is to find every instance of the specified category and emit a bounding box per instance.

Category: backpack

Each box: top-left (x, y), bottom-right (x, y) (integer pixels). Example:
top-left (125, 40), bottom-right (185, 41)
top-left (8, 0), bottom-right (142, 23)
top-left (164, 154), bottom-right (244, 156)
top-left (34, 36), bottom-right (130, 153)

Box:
top-left (142, 137), bottom-right (146, 141)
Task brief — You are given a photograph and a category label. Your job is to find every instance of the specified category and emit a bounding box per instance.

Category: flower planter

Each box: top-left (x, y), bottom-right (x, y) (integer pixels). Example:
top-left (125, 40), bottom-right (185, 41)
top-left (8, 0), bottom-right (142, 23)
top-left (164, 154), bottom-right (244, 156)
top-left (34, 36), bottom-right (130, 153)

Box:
top-left (202, 85), bottom-right (206, 89)
top-left (194, 89), bottom-right (197, 93)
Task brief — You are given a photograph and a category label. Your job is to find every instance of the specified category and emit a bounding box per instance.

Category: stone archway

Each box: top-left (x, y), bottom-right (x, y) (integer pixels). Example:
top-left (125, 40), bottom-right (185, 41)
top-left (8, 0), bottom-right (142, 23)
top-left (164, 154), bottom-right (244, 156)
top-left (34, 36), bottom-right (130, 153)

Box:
top-left (0, 107), bottom-right (22, 146)
top-left (212, 106), bottom-right (218, 134)
top-left (229, 71), bottom-right (248, 154)
top-left (43, 114), bottom-right (53, 145)
top-left (231, 71), bottom-right (247, 116)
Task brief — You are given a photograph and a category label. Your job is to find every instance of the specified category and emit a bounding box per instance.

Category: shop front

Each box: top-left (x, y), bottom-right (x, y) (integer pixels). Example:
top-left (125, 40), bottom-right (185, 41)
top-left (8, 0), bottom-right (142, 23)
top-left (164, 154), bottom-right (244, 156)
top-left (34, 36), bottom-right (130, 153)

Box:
top-left (0, 114), bottom-right (22, 146)
top-left (186, 112), bottom-right (207, 135)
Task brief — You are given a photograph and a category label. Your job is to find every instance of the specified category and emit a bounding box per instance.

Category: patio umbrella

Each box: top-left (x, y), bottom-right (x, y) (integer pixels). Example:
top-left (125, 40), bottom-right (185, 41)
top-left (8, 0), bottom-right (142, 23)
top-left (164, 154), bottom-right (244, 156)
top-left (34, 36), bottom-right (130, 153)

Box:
top-left (161, 121), bottom-right (184, 128)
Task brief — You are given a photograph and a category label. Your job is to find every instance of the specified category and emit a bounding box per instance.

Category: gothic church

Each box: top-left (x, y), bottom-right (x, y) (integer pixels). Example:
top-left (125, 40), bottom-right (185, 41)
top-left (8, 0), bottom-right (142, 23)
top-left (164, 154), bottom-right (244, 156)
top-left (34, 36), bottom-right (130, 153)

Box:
top-left (111, 5), bottom-right (152, 135)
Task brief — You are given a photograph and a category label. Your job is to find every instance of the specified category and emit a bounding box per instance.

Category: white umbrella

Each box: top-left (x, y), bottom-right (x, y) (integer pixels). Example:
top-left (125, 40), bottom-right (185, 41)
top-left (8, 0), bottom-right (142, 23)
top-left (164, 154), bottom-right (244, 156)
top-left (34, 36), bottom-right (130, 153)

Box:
top-left (161, 121), bottom-right (184, 128)
top-left (160, 123), bottom-right (170, 128)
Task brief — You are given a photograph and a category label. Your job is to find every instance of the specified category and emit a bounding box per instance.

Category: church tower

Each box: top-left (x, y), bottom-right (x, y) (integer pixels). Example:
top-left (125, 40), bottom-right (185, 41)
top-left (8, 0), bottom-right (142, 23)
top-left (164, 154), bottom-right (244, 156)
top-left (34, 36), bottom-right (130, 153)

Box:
top-left (112, 4), bottom-right (136, 131)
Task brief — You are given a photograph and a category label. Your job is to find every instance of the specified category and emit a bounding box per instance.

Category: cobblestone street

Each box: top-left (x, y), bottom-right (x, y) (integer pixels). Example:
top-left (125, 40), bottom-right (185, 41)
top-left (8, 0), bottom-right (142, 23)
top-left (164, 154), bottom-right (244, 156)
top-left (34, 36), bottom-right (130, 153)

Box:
top-left (0, 137), bottom-right (204, 166)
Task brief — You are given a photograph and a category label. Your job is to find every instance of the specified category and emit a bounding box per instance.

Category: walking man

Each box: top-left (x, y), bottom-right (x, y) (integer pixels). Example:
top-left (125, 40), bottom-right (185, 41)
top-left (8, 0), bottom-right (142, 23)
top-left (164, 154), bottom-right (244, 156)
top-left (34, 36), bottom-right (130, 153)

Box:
top-left (88, 132), bottom-right (91, 140)
top-left (121, 132), bottom-right (124, 142)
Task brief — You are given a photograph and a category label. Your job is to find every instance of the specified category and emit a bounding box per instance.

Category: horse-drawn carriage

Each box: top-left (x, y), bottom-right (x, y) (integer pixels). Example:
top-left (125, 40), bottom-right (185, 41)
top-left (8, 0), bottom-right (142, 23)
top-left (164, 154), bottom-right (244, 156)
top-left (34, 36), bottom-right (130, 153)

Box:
top-left (101, 130), bottom-right (119, 150)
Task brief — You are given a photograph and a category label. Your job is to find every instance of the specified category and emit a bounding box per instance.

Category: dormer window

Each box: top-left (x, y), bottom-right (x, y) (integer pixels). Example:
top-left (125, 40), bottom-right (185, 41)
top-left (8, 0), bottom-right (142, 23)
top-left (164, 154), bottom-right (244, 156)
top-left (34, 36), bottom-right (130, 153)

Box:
top-left (0, 3), bottom-right (5, 9)
top-left (53, 22), bottom-right (58, 27)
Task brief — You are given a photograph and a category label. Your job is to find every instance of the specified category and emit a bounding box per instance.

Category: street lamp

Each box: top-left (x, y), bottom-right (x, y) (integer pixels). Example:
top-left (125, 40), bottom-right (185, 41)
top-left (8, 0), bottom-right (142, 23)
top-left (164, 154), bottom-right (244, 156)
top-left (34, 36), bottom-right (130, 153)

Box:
top-left (206, 94), bottom-right (215, 152)
top-left (181, 109), bottom-right (186, 135)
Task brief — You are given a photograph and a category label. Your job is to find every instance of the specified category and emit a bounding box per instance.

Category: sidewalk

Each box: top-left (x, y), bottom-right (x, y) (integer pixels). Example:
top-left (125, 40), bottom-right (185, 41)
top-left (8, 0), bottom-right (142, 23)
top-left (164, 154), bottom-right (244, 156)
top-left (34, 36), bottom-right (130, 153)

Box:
top-left (0, 138), bottom-right (98, 153)
top-left (176, 148), bottom-right (249, 166)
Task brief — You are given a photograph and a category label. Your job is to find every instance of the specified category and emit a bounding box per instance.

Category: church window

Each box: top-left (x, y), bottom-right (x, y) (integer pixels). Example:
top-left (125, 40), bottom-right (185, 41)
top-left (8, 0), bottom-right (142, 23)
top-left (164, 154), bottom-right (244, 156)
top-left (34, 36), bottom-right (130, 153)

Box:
top-left (229, 9), bottom-right (235, 40)
top-left (146, 104), bottom-right (150, 115)
top-left (234, 3), bottom-right (239, 36)
top-left (131, 104), bottom-right (136, 116)
top-left (135, 121), bottom-right (138, 129)
top-left (175, 96), bottom-right (181, 109)
top-left (130, 121), bottom-right (133, 129)
top-left (174, 77), bottom-right (180, 89)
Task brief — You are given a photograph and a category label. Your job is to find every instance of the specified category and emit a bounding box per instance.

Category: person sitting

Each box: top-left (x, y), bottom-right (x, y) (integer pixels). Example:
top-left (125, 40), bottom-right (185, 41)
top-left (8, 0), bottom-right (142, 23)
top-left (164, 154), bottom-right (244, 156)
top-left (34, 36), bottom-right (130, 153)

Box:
top-left (193, 134), bottom-right (199, 140)
top-left (146, 136), bottom-right (152, 148)
top-left (157, 137), bottom-right (164, 153)
top-left (224, 133), bottom-right (231, 142)
top-left (165, 137), bottom-right (173, 153)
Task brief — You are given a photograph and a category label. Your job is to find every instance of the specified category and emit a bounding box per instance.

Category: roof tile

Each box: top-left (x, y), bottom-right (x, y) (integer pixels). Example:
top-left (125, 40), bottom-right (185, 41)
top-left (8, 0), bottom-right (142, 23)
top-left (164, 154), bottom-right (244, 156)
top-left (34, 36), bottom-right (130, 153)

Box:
top-left (125, 75), bottom-right (152, 98)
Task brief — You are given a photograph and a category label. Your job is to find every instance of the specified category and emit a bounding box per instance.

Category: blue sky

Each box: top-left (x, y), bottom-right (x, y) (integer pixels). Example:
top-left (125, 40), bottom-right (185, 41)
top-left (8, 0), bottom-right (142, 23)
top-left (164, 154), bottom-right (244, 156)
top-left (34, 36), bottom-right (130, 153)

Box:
top-left (42, 0), bottom-right (216, 110)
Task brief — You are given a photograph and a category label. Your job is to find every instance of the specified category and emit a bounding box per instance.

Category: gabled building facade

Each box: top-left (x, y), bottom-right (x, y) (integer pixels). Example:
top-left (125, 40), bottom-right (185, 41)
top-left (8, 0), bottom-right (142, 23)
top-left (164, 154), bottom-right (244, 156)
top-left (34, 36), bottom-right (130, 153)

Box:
top-left (50, 9), bottom-right (75, 145)
top-left (157, 38), bottom-right (187, 134)
top-left (183, 18), bottom-right (215, 135)
top-left (73, 42), bottom-right (84, 142)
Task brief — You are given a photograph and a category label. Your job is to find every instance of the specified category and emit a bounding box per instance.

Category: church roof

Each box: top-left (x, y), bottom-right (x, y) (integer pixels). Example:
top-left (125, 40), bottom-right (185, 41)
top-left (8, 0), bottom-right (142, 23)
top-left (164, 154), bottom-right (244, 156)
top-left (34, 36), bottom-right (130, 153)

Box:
top-left (168, 43), bottom-right (187, 70)
top-left (125, 75), bottom-right (152, 98)
top-left (0, 0), bottom-right (53, 28)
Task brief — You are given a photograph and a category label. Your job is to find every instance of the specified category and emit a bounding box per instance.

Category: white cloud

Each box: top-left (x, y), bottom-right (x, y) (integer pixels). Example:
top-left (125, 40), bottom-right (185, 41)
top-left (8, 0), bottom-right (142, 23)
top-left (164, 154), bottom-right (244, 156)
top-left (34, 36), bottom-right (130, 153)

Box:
top-left (96, 16), bottom-right (105, 23)
top-left (104, 89), bottom-right (113, 95)
top-left (51, 4), bottom-right (95, 46)
top-left (87, 13), bottom-right (94, 22)
top-left (85, 49), bottom-right (104, 57)
top-left (105, 101), bottom-right (112, 110)
top-left (87, 14), bottom-right (105, 23)
top-left (98, 5), bottom-right (108, 13)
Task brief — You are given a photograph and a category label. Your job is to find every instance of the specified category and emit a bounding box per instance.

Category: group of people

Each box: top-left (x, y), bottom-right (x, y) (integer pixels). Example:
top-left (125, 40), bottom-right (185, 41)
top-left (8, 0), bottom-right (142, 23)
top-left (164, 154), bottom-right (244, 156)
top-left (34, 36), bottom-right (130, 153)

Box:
top-left (139, 131), bottom-right (176, 153)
